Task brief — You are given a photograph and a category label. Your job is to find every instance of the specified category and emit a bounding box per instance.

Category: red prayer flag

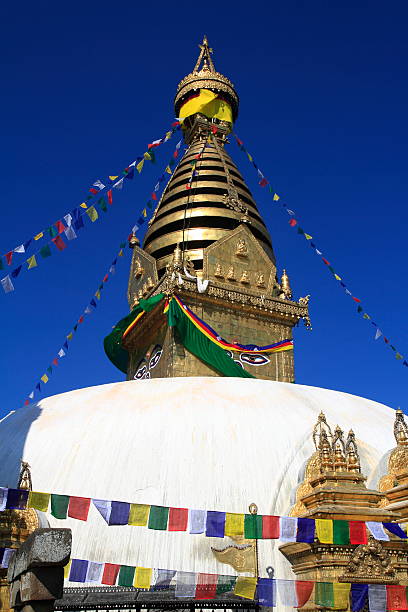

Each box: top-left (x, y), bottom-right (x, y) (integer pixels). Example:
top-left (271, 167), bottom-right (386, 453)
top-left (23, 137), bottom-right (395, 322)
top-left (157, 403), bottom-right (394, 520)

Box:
top-left (384, 337), bottom-right (389, 344)
top-left (173, 150), bottom-right (179, 159)
top-left (172, 121), bottom-right (180, 127)
top-left (89, 188), bottom-right (98, 194)
top-left (52, 358), bottom-right (58, 366)
top-left (186, 184), bottom-right (191, 189)
top-left (55, 220), bottom-right (66, 233)
top-left (67, 496), bottom-right (91, 521)
top-left (152, 192), bottom-right (157, 200)
top-left (107, 189), bottom-right (113, 204)
top-left (195, 574), bottom-right (217, 600)
top-left (349, 521), bottom-right (368, 545)
top-left (103, 275), bottom-right (108, 283)
top-left (259, 178), bottom-right (268, 187)
top-left (295, 581), bottom-right (314, 607)
top-left (5, 251), bottom-right (13, 265)
top-left (168, 507), bottom-right (188, 531)
top-left (24, 400), bottom-right (29, 406)
top-left (236, 137), bottom-right (244, 146)
top-left (352, 297), bottom-right (361, 303)
top-left (289, 219), bottom-right (297, 227)
top-left (52, 235), bottom-right (67, 251)
top-left (102, 563), bottom-right (120, 586)
top-left (386, 585), bottom-right (408, 610)
top-left (78, 316), bottom-right (84, 324)
top-left (322, 258), bottom-right (330, 265)
top-left (262, 515), bottom-right (280, 539)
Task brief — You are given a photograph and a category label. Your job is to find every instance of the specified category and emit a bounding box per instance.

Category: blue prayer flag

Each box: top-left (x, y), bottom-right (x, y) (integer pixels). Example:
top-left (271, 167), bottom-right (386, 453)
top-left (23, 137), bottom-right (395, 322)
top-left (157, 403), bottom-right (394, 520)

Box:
top-left (206, 510), bottom-right (226, 537)
top-left (297, 518), bottom-right (315, 543)
top-left (69, 559), bottom-right (88, 583)
top-left (351, 584), bottom-right (368, 611)
top-left (257, 578), bottom-right (276, 607)
top-left (71, 208), bottom-right (84, 231)
top-left (382, 522), bottom-right (407, 538)
top-left (11, 265), bottom-right (22, 279)
top-left (6, 488), bottom-right (29, 510)
top-left (109, 501), bottom-right (130, 525)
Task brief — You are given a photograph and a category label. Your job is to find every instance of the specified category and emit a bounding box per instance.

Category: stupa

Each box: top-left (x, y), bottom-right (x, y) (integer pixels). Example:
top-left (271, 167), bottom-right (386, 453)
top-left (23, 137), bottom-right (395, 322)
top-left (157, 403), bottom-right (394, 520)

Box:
top-left (0, 37), bottom-right (407, 612)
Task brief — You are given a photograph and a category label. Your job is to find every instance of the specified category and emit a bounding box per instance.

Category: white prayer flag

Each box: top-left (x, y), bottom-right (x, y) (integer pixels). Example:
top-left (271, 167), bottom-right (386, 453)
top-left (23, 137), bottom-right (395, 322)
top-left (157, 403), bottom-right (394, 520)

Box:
top-left (176, 140), bottom-right (182, 150)
top-left (93, 180), bottom-right (105, 190)
top-left (277, 579), bottom-right (298, 607)
top-left (0, 488), bottom-right (7, 511)
top-left (154, 569), bottom-right (176, 587)
top-left (197, 278), bottom-right (209, 293)
top-left (113, 178), bottom-right (124, 190)
top-left (1, 276), bottom-right (14, 293)
top-left (64, 226), bottom-right (77, 241)
top-left (58, 349), bottom-right (66, 358)
top-left (92, 499), bottom-right (112, 524)
top-left (84, 306), bottom-right (92, 314)
top-left (375, 329), bottom-right (382, 340)
top-left (280, 516), bottom-right (297, 541)
top-left (316, 249), bottom-right (323, 256)
top-left (86, 561), bottom-right (103, 583)
top-left (175, 571), bottom-right (196, 598)
top-left (14, 244), bottom-right (25, 253)
top-left (368, 584), bottom-right (387, 612)
top-left (28, 392), bottom-right (34, 399)
top-left (154, 182), bottom-right (160, 191)
top-left (109, 265), bottom-right (116, 275)
top-left (366, 521), bottom-right (389, 541)
top-left (1, 549), bottom-right (13, 569)
top-left (189, 509), bottom-right (207, 534)
top-left (64, 213), bottom-right (73, 227)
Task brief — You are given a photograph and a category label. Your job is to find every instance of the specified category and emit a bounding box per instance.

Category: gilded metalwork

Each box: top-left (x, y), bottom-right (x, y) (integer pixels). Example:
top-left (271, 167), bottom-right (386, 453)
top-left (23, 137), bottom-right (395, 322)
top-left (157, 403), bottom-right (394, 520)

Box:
top-left (240, 270), bottom-right (250, 284)
top-left (340, 537), bottom-right (397, 584)
top-left (280, 269), bottom-right (292, 300)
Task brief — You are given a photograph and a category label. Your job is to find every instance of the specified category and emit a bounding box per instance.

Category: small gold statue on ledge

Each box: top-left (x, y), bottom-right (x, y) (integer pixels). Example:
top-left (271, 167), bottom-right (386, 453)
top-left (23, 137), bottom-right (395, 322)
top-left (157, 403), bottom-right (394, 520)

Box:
top-left (226, 266), bottom-right (236, 280)
top-left (214, 263), bottom-right (223, 278)
top-left (134, 258), bottom-right (144, 279)
top-left (256, 272), bottom-right (265, 287)
top-left (240, 270), bottom-right (250, 284)
top-left (235, 239), bottom-right (248, 257)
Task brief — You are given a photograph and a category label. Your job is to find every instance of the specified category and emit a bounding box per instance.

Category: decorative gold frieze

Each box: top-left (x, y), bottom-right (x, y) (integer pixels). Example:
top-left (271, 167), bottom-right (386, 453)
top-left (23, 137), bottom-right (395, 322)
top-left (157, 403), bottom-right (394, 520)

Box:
top-left (340, 537), bottom-right (397, 584)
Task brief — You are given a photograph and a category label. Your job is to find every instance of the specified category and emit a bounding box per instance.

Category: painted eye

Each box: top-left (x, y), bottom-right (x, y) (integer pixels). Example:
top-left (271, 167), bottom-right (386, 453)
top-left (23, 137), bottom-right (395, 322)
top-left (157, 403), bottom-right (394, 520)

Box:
top-left (134, 360), bottom-right (148, 379)
top-left (240, 353), bottom-right (270, 366)
top-left (225, 350), bottom-right (233, 359)
top-left (234, 360), bottom-right (244, 368)
top-left (149, 345), bottom-right (163, 369)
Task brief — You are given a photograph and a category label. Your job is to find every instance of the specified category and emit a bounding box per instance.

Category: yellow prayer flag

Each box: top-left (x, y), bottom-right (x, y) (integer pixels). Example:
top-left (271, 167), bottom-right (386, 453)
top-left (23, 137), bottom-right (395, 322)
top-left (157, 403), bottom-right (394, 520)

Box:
top-left (128, 503), bottom-right (150, 526)
top-left (247, 153), bottom-right (253, 162)
top-left (80, 203), bottom-right (88, 209)
top-left (179, 89), bottom-right (233, 123)
top-left (333, 583), bottom-right (351, 609)
top-left (273, 194), bottom-right (280, 201)
top-left (64, 560), bottom-right (72, 579)
top-left (136, 159), bottom-right (144, 173)
top-left (225, 512), bottom-right (245, 537)
top-left (142, 209), bottom-right (147, 218)
top-left (67, 332), bottom-right (73, 340)
top-left (304, 233), bottom-right (313, 240)
top-left (165, 166), bottom-right (172, 174)
top-left (315, 519), bottom-right (333, 543)
top-left (143, 152), bottom-right (152, 161)
top-left (234, 576), bottom-right (257, 600)
top-left (41, 374), bottom-right (49, 384)
top-left (109, 176), bottom-right (118, 180)
top-left (95, 290), bottom-right (101, 300)
top-left (396, 353), bottom-right (403, 360)
top-left (27, 255), bottom-right (37, 269)
top-left (86, 206), bottom-right (98, 222)
top-left (165, 131), bottom-right (172, 140)
top-left (34, 232), bottom-right (44, 241)
top-left (118, 249), bottom-right (124, 257)
top-left (334, 274), bottom-right (342, 281)
top-left (363, 313), bottom-right (371, 320)
top-left (134, 567), bottom-right (152, 589)
top-left (28, 491), bottom-right (50, 512)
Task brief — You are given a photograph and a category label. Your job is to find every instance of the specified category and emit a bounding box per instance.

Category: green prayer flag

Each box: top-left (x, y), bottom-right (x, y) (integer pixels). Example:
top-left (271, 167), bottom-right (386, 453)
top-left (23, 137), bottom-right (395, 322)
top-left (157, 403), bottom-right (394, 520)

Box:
top-left (119, 242), bottom-right (126, 248)
top-left (39, 245), bottom-right (52, 258)
top-left (391, 345), bottom-right (396, 351)
top-left (48, 226), bottom-right (58, 238)
top-left (244, 513), bottom-right (263, 539)
top-left (216, 576), bottom-right (237, 595)
top-left (147, 200), bottom-right (153, 209)
top-left (50, 494), bottom-right (70, 519)
top-left (118, 565), bottom-right (135, 587)
top-left (46, 366), bottom-right (52, 374)
top-left (315, 582), bottom-right (334, 607)
top-left (0, 257), bottom-right (4, 270)
top-left (297, 227), bottom-right (304, 234)
top-left (333, 520), bottom-right (349, 544)
top-left (99, 200), bottom-right (108, 212)
top-left (328, 265), bottom-right (335, 274)
top-left (148, 505), bottom-right (169, 530)
top-left (357, 306), bottom-right (363, 313)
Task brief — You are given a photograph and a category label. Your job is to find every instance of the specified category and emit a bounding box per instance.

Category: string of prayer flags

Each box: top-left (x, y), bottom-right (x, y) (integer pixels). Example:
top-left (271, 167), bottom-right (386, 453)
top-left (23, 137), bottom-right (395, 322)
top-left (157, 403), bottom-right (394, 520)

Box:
top-left (233, 132), bottom-right (407, 369)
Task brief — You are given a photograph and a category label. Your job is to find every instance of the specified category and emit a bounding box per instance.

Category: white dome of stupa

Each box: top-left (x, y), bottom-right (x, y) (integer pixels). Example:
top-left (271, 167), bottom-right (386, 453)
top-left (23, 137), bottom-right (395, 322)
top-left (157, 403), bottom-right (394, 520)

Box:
top-left (0, 377), bottom-right (396, 586)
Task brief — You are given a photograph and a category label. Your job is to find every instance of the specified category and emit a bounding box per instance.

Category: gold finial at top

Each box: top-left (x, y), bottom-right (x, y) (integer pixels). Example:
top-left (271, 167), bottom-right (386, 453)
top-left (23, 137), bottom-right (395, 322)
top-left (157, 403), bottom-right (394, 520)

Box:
top-left (280, 269), bottom-right (292, 300)
top-left (194, 35), bottom-right (215, 73)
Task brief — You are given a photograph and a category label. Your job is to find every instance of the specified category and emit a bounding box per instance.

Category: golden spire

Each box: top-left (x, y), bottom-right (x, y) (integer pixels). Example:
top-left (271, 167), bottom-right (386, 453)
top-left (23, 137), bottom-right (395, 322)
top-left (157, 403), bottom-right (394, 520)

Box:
top-left (280, 269), bottom-right (292, 300)
top-left (193, 35), bottom-right (215, 73)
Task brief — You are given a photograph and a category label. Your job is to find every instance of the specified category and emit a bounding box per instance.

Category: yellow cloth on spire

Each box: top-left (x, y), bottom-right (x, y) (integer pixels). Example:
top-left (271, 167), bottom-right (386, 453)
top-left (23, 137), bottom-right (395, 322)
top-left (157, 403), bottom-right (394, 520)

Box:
top-left (315, 519), bottom-right (333, 543)
top-left (128, 503), bottom-right (150, 526)
top-left (134, 567), bottom-right (152, 589)
top-left (225, 512), bottom-right (245, 536)
top-left (234, 576), bottom-right (257, 599)
top-left (179, 89), bottom-right (233, 123)
top-left (28, 491), bottom-right (50, 512)
top-left (333, 583), bottom-right (351, 609)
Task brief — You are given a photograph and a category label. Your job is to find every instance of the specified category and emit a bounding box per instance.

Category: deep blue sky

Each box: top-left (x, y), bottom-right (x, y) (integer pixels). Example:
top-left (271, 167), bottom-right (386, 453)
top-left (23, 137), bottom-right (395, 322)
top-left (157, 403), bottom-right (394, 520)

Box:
top-left (1, 1), bottom-right (407, 419)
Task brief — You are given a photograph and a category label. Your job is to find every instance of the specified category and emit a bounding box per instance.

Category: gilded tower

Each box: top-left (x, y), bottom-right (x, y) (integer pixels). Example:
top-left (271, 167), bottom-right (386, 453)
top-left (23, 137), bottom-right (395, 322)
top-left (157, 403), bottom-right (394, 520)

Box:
top-left (125, 37), bottom-right (310, 382)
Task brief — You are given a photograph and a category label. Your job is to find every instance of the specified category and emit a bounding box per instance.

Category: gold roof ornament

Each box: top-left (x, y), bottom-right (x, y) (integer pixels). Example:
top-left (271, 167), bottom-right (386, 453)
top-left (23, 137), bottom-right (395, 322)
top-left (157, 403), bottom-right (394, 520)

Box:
top-left (128, 233), bottom-right (140, 249)
top-left (312, 411), bottom-right (333, 451)
top-left (174, 36), bottom-right (239, 121)
top-left (280, 269), bottom-right (292, 300)
top-left (394, 408), bottom-right (408, 446)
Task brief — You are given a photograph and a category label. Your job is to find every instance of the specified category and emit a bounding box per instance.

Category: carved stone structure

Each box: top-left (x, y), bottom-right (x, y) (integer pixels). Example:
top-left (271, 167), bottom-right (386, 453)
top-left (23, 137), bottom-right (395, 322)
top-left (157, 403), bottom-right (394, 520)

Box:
top-left (380, 409), bottom-right (408, 527)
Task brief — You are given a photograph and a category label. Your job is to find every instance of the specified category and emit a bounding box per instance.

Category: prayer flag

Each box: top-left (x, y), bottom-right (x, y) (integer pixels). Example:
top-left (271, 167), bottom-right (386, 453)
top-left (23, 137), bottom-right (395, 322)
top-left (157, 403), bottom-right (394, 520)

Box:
top-left (148, 505), bottom-right (169, 530)
top-left (68, 496), bottom-right (91, 521)
top-left (39, 245), bottom-right (52, 258)
top-left (29, 391), bottom-right (34, 399)
top-left (304, 233), bottom-right (313, 240)
top-left (165, 165), bottom-right (172, 174)
top-left (333, 519), bottom-right (350, 544)
top-left (289, 219), bottom-right (297, 227)
top-left (86, 206), bottom-right (98, 222)
top-left (206, 510), bottom-right (226, 537)
top-left (133, 566), bottom-right (152, 589)
top-left (48, 225), bottom-right (58, 238)
top-left (0, 258), bottom-right (3, 270)
top-left (118, 565), bottom-right (135, 587)
top-left (55, 220), bottom-right (66, 233)
top-left (216, 575), bottom-right (237, 595)
top-left (277, 579), bottom-right (297, 606)
top-left (175, 571), bottom-right (196, 598)
top-left (27, 255), bottom-right (37, 269)
top-left (11, 265), bottom-right (22, 278)
top-left (72, 208), bottom-right (85, 230)
top-left (315, 582), bottom-right (334, 608)
top-left (155, 569), bottom-right (176, 588)
top-left (234, 576), bottom-right (257, 600)
top-left (148, 139), bottom-right (162, 149)
top-left (64, 214), bottom-right (72, 227)
top-left (128, 503), bottom-right (150, 526)
top-left (297, 517), bottom-right (315, 542)
top-left (109, 176), bottom-right (118, 181)
top-left (244, 513), bottom-right (263, 539)
top-left (51, 493), bottom-right (69, 519)
top-left (280, 516), bottom-right (298, 542)
top-left (195, 573), bottom-right (217, 600)
top-left (52, 235), bottom-right (67, 251)
top-left (136, 160), bottom-right (144, 173)
top-left (1, 549), bottom-right (13, 569)
top-left (14, 244), bottom-right (25, 253)
top-left (63, 560), bottom-right (71, 579)
top-left (6, 489), bottom-right (29, 509)
top-left (369, 584), bottom-right (387, 612)
top-left (1, 276), bottom-right (14, 293)
top-left (108, 501), bottom-right (130, 525)
top-left (34, 232), bottom-right (44, 240)
top-left (262, 515), bottom-right (280, 538)
top-left (349, 521), bottom-right (368, 544)
top-left (386, 586), bottom-right (408, 610)
top-left (273, 193), bottom-right (280, 201)
top-left (257, 578), bottom-right (276, 607)
top-left (58, 349), bottom-right (66, 358)
top-left (102, 563), bottom-right (120, 586)
top-left (5, 251), bottom-right (13, 265)
top-left (93, 180), bottom-right (105, 191)
top-left (383, 522), bottom-right (407, 538)
top-left (40, 374), bottom-right (49, 384)
top-left (334, 583), bottom-right (351, 609)
top-left (366, 521), bottom-right (389, 541)
top-left (189, 509), bottom-right (207, 534)
top-left (144, 152), bottom-right (152, 160)
top-left (296, 581), bottom-right (314, 607)
top-left (86, 561), bottom-right (103, 583)
top-left (225, 512), bottom-right (245, 537)
top-left (375, 328), bottom-right (382, 340)
top-left (168, 507), bottom-right (188, 531)
top-left (67, 332), bottom-right (73, 340)
top-left (351, 584), bottom-right (368, 612)
top-left (28, 491), bottom-right (50, 512)
top-left (107, 189), bottom-right (113, 204)
top-left (315, 518), bottom-right (333, 543)
top-left (69, 559), bottom-right (88, 583)
top-left (93, 499), bottom-right (111, 523)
